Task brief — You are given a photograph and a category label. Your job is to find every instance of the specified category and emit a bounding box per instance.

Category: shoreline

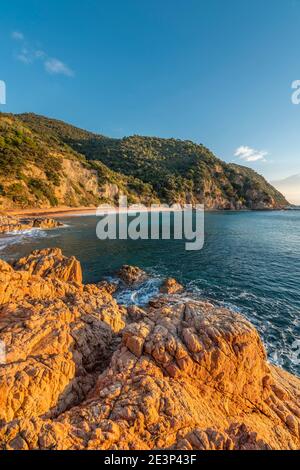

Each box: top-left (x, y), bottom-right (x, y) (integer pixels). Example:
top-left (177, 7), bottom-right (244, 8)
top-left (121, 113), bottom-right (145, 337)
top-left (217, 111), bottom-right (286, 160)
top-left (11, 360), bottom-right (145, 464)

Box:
top-left (3, 206), bottom-right (99, 218)
top-left (2, 205), bottom-right (290, 219)
top-left (3, 205), bottom-right (193, 219)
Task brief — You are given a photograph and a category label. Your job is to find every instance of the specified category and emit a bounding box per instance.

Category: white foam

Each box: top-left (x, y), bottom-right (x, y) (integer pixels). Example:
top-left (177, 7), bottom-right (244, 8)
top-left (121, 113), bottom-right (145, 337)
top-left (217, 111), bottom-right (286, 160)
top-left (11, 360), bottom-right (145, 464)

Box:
top-left (0, 229), bottom-right (48, 252)
top-left (114, 277), bottom-right (162, 306)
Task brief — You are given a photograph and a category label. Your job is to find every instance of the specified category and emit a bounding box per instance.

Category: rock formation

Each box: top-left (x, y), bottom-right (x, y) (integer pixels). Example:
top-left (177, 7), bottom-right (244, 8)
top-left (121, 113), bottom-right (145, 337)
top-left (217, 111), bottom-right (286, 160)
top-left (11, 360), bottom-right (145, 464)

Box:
top-left (160, 278), bottom-right (184, 294)
top-left (117, 265), bottom-right (148, 286)
top-left (0, 250), bottom-right (299, 450)
top-left (0, 215), bottom-right (62, 234)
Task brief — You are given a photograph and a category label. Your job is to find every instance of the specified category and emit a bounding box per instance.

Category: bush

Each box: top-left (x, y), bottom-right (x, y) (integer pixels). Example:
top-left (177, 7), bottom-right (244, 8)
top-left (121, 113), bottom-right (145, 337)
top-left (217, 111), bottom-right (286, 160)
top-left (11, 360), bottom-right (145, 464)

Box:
top-left (28, 178), bottom-right (58, 207)
top-left (6, 183), bottom-right (28, 205)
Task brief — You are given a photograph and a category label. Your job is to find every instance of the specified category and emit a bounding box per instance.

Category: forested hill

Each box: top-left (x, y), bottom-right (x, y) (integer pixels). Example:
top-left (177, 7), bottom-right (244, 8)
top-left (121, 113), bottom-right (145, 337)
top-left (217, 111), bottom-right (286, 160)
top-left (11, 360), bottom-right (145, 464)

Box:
top-left (0, 112), bottom-right (288, 210)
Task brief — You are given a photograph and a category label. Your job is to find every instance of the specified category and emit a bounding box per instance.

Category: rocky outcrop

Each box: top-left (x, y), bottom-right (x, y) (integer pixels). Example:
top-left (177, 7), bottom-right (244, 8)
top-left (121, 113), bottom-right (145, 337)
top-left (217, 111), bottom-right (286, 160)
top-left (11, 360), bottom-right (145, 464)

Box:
top-left (0, 215), bottom-right (62, 234)
top-left (117, 265), bottom-right (148, 286)
top-left (14, 248), bottom-right (82, 284)
top-left (0, 249), bottom-right (126, 429)
top-left (160, 278), bottom-right (184, 294)
top-left (0, 251), bottom-right (299, 450)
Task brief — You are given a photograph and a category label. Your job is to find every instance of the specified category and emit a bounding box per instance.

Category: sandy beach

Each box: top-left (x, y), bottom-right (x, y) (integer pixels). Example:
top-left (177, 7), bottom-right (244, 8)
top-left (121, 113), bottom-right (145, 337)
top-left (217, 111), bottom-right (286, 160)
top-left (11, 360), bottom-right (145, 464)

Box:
top-left (3, 205), bottom-right (186, 219)
top-left (3, 206), bottom-right (99, 218)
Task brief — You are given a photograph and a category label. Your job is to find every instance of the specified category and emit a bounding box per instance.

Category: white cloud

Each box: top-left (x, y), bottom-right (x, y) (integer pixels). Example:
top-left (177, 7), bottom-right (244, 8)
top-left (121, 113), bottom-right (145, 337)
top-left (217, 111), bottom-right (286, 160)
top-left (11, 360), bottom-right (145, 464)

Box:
top-left (16, 47), bottom-right (32, 64)
top-left (44, 58), bottom-right (74, 77)
top-left (35, 50), bottom-right (46, 59)
top-left (11, 31), bottom-right (74, 77)
top-left (234, 146), bottom-right (268, 162)
top-left (12, 31), bottom-right (24, 41)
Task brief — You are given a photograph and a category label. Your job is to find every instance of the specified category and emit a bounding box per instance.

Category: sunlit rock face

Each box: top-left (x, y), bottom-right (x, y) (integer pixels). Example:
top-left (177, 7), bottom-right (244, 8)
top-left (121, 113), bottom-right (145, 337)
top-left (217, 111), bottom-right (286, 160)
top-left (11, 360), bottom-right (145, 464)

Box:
top-left (0, 250), bottom-right (299, 450)
top-left (0, 215), bottom-right (62, 234)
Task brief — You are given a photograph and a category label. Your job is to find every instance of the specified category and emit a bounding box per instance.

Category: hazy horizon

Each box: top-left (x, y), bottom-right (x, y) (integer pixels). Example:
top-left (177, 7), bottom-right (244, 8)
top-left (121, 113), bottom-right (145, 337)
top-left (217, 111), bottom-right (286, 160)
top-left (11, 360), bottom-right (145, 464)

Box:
top-left (272, 174), bottom-right (300, 205)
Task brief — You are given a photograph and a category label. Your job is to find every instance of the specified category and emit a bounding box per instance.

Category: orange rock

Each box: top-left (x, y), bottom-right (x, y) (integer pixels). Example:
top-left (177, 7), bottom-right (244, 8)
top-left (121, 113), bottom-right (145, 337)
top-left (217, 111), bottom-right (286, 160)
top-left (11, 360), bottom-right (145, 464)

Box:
top-left (14, 248), bottom-right (82, 284)
top-left (160, 278), bottom-right (184, 294)
top-left (0, 252), bottom-right (299, 450)
top-left (0, 216), bottom-right (62, 234)
top-left (117, 265), bottom-right (147, 285)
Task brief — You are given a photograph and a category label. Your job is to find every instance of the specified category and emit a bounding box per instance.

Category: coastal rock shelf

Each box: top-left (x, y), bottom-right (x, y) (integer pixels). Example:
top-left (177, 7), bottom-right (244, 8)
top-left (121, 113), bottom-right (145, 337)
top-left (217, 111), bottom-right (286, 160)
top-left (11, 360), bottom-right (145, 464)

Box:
top-left (0, 249), bottom-right (299, 450)
top-left (0, 214), bottom-right (62, 234)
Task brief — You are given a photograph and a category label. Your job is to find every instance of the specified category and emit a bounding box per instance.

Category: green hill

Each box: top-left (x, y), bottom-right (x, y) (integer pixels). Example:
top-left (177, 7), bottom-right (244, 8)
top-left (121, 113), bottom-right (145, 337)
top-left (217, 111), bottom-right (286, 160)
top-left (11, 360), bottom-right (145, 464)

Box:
top-left (0, 112), bottom-right (288, 210)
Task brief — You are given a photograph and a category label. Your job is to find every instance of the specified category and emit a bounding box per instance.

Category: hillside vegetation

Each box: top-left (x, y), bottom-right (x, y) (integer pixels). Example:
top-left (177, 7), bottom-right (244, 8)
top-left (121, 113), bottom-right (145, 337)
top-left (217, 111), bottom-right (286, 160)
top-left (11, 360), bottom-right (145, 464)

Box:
top-left (0, 112), bottom-right (288, 210)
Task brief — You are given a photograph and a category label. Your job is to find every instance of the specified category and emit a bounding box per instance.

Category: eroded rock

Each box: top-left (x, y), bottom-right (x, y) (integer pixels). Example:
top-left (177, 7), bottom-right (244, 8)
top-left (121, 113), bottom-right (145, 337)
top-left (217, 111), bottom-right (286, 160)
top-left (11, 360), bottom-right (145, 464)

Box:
top-left (14, 248), bottom-right (82, 284)
top-left (160, 278), bottom-right (184, 294)
top-left (117, 265), bottom-right (148, 286)
top-left (0, 215), bottom-right (62, 234)
top-left (0, 250), bottom-right (126, 425)
top-left (0, 253), bottom-right (299, 451)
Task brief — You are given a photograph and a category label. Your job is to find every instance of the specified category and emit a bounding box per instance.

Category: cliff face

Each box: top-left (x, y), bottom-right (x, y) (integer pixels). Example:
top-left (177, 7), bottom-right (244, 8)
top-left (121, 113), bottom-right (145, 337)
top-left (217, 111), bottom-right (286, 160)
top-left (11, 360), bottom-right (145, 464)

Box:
top-left (0, 112), bottom-right (288, 210)
top-left (0, 249), bottom-right (299, 450)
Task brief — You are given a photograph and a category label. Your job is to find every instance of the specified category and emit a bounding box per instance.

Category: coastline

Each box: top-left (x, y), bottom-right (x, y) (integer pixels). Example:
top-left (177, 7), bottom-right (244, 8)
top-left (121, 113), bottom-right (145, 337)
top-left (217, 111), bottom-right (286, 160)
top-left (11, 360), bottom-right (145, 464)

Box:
top-left (2, 205), bottom-right (290, 220)
top-left (3, 206), bottom-right (99, 218)
top-left (3, 205), bottom-right (189, 219)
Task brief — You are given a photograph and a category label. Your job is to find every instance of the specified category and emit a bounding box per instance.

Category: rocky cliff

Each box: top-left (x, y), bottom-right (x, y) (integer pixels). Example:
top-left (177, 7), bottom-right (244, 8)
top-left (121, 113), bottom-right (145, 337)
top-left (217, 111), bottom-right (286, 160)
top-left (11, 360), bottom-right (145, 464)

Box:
top-left (0, 112), bottom-right (288, 210)
top-left (0, 249), bottom-right (299, 450)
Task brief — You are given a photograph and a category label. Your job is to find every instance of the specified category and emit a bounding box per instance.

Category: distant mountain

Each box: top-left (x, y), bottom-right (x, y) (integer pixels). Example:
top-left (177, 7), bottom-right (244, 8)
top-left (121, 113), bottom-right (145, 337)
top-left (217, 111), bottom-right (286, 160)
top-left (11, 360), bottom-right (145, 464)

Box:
top-left (271, 174), bottom-right (300, 205)
top-left (0, 112), bottom-right (288, 210)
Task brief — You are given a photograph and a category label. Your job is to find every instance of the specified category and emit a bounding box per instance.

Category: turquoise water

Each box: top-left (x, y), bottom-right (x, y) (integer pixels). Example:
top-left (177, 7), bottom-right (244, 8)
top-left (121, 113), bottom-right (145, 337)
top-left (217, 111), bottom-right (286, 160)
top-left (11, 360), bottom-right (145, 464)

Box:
top-left (1, 210), bottom-right (300, 376)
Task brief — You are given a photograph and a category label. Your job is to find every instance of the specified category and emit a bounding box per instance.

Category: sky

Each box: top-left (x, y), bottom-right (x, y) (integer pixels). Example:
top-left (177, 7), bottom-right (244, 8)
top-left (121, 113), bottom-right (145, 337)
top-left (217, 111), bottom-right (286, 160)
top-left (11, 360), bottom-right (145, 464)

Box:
top-left (1, 0), bottom-right (300, 192)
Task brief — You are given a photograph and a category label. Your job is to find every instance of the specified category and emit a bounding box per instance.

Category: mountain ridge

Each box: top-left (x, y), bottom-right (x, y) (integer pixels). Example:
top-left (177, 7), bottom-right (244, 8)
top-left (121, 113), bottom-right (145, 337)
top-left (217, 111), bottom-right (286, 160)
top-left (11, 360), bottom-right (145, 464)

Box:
top-left (0, 112), bottom-right (288, 210)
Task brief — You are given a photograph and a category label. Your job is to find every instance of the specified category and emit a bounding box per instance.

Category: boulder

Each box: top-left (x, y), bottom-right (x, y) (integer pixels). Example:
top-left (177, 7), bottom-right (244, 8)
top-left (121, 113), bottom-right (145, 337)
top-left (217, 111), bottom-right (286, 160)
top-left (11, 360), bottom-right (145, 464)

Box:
top-left (32, 218), bottom-right (63, 230)
top-left (117, 265), bottom-right (148, 286)
top-left (160, 278), bottom-right (184, 294)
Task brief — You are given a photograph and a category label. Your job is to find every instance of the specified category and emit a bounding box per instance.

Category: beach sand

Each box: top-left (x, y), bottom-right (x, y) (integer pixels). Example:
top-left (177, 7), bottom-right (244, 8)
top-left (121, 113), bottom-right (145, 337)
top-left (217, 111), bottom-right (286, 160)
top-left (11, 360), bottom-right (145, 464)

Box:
top-left (4, 205), bottom-right (184, 219)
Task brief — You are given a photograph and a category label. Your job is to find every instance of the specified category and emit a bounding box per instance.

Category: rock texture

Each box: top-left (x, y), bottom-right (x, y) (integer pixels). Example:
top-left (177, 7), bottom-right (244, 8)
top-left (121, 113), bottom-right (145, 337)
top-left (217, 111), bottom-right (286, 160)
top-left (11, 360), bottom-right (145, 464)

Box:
top-left (117, 265), bottom-right (148, 286)
top-left (160, 278), bottom-right (184, 294)
top-left (0, 215), bottom-right (62, 234)
top-left (0, 250), bottom-right (300, 450)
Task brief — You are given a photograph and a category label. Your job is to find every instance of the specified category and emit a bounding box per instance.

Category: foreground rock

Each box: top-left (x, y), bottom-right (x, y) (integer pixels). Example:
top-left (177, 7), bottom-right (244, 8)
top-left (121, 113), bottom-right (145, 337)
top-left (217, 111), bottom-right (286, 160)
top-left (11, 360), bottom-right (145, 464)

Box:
top-left (0, 250), bottom-right (299, 450)
top-left (0, 214), bottom-right (62, 234)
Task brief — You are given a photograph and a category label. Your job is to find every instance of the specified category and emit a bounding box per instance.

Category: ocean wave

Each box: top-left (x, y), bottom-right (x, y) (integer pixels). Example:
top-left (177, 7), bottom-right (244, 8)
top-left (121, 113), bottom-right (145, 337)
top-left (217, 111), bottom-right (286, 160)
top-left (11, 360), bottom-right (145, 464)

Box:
top-left (115, 274), bottom-right (300, 376)
top-left (114, 277), bottom-right (162, 307)
top-left (0, 229), bottom-right (49, 252)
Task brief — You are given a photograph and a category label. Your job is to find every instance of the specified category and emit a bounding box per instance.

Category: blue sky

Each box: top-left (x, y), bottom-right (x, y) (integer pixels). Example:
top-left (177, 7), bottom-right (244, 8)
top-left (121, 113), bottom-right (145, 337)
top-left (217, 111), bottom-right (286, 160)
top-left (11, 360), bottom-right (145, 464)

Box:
top-left (1, 0), bottom-right (300, 182)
